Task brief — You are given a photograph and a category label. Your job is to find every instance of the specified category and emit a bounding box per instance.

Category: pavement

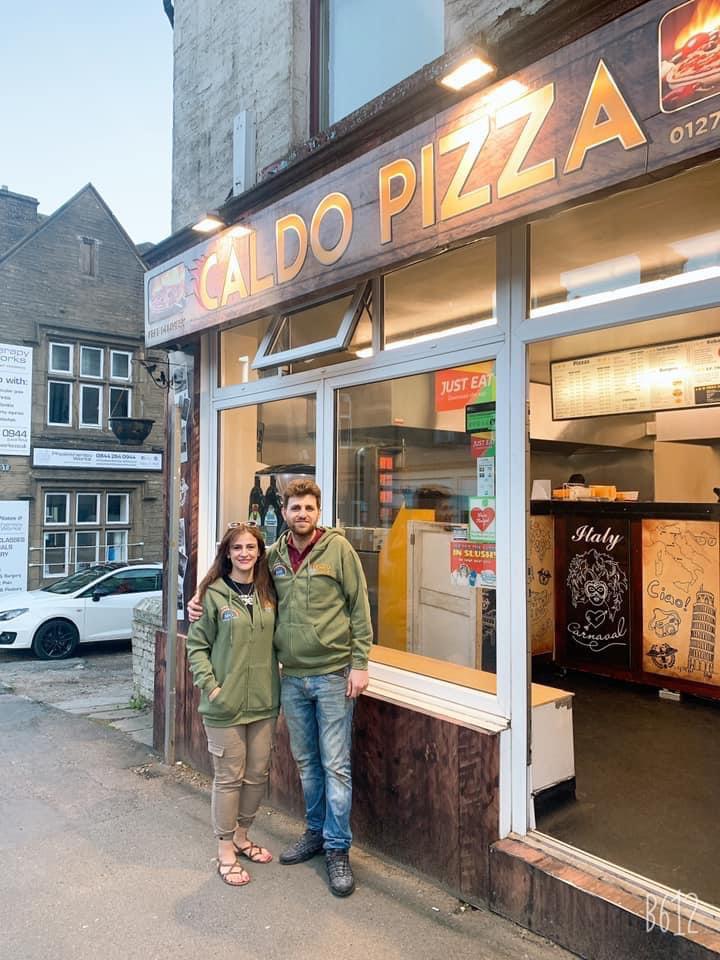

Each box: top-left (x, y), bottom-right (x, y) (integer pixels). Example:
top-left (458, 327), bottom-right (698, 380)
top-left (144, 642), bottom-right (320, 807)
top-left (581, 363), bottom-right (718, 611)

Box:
top-left (0, 649), bottom-right (576, 960)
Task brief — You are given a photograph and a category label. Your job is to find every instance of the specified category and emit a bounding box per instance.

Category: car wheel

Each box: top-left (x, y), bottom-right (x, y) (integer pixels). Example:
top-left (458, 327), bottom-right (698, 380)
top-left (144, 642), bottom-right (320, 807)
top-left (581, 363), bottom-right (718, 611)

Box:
top-left (31, 620), bottom-right (80, 660)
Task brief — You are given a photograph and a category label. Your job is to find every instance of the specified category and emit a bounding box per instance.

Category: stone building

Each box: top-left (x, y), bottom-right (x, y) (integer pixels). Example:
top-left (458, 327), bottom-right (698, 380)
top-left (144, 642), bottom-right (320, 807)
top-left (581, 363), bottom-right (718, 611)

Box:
top-left (0, 184), bottom-right (165, 590)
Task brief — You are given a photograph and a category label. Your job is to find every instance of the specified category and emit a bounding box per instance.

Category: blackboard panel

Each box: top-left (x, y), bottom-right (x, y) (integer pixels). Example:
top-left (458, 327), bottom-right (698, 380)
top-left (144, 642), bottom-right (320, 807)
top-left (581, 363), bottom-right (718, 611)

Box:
top-left (558, 516), bottom-right (632, 670)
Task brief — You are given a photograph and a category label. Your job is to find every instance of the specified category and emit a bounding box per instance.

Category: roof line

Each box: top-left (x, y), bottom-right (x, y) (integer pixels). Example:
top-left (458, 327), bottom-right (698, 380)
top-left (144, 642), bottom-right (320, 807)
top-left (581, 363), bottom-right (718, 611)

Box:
top-left (0, 183), bottom-right (147, 269)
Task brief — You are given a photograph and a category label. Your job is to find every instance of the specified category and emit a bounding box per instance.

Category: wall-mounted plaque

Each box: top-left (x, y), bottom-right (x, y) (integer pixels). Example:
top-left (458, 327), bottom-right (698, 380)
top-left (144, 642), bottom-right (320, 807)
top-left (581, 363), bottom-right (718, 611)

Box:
top-left (551, 335), bottom-right (720, 420)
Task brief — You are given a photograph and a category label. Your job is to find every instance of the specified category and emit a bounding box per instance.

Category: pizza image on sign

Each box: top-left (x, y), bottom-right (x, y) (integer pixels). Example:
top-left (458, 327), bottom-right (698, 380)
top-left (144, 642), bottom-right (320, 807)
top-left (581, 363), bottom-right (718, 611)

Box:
top-left (659, 0), bottom-right (720, 112)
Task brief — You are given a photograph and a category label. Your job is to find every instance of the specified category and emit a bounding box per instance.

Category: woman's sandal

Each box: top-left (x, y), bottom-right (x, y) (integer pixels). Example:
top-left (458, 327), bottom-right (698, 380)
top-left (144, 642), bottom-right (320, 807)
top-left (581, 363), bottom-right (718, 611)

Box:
top-left (217, 859), bottom-right (251, 886)
top-left (233, 840), bottom-right (273, 864)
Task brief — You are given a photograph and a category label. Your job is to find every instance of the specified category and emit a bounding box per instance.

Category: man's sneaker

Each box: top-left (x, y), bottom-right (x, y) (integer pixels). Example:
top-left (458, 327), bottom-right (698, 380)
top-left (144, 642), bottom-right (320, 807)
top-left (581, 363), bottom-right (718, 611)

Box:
top-left (279, 829), bottom-right (324, 865)
top-left (326, 849), bottom-right (355, 897)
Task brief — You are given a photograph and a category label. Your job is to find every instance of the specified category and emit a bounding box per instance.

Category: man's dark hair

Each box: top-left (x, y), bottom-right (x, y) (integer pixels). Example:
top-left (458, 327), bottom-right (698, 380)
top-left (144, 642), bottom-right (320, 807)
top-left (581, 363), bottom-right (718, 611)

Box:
top-left (283, 478), bottom-right (321, 508)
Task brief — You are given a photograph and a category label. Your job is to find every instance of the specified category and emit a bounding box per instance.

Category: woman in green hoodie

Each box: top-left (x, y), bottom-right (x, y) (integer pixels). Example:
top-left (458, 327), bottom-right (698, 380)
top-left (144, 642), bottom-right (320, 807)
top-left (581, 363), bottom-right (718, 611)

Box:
top-left (186, 522), bottom-right (280, 886)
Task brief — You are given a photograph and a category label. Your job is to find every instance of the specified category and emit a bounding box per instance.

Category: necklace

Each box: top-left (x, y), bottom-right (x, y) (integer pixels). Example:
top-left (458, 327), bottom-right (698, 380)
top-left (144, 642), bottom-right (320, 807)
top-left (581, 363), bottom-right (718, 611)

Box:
top-left (225, 576), bottom-right (254, 606)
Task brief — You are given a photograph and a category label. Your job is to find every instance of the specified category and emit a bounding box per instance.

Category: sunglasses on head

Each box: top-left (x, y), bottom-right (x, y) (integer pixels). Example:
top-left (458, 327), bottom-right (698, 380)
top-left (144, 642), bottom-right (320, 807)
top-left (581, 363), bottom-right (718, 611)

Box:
top-left (227, 520), bottom-right (259, 529)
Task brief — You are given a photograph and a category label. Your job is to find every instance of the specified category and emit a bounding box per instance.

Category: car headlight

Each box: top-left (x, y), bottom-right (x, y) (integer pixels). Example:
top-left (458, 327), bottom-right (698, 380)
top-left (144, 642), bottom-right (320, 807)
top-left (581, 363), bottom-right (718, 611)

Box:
top-left (0, 608), bottom-right (29, 621)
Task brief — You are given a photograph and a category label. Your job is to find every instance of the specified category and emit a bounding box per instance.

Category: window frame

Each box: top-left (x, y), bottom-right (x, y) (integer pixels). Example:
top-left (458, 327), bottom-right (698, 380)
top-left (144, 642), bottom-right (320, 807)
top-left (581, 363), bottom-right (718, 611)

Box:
top-left (110, 350), bottom-right (133, 381)
top-left (44, 492), bottom-right (70, 526)
top-left (253, 282), bottom-right (371, 370)
top-left (79, 383), bottom-right (103, 429)
top-left (75, 492), bottom-right (101, 526)
top-left (48, 341), bottom-right (73, 375)
top-left (47, 380), bottom-right (72, 426)
top-left (106, 493), bottom-right (130, 525)
top-left (109, 385), bottom-right (132, 420)
top-left (75, 530), bottom-right (99, 569)
top-left (80, 345), bottom-right (104, 379)
top-left (43, 531), bottom-right (69, 578)
top-left (105, 529), bottom-right (129, 563)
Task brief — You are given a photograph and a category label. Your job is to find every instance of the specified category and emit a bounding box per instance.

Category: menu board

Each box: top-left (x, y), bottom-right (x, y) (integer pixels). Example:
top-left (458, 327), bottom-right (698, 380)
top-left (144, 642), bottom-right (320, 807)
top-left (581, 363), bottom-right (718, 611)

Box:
top-left (551, 336), bottom-right (720, 420)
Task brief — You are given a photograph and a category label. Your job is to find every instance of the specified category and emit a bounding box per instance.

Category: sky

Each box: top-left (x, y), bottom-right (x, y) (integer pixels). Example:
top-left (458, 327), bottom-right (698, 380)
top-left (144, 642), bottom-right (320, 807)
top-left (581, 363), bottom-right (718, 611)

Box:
top-left (0, 2), bottom-right (173, 245)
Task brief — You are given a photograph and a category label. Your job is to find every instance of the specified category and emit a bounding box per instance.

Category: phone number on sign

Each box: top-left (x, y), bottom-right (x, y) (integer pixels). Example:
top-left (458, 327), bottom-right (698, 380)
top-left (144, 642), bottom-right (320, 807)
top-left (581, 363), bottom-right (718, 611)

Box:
top-left (670, 110), bottom-right (720, 144)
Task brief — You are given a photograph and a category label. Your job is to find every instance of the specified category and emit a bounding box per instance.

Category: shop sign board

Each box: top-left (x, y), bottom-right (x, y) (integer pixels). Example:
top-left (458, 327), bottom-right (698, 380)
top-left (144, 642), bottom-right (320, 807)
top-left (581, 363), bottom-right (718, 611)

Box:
top-left (0, 343), bottom-right (32, 456)
top-left (33, 448), bottom-right (162, 471)
top-left (551, 335), bottom-right (720, 420)
top-left (641, 519), bottom-right (719, 686)
top-left (146, 0), bottom-right (720, 347)
top-left (0, 501), bottom-right (29, 594)
top-left (559, 517), bottom-right (632, 669)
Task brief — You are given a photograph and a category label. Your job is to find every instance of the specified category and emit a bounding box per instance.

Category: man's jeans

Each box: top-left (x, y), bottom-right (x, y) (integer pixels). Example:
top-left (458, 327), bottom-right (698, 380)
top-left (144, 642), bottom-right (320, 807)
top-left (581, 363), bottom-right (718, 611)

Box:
top-left (281, 671), bottom-right (354, 851)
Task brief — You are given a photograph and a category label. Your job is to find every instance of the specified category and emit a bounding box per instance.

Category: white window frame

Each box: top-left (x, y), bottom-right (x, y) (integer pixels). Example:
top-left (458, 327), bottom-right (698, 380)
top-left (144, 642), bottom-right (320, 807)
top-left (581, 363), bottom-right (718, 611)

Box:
top-left (47, 380), bottom-right (73, 426)
top-left (79, 383), bottom-right (103, 428)
top-left (80, 345), bottom-right (104, 379)
top-left (75, 530), bottom-right (99, 569)
top-left (106, 493), bottom-right (129, 524)
top-left (76, 492), bottom-right (100, 526)
top-left (110, 350), bottom-right (133, 381)
top-left (43, 531), bottom-right (69, 578)
top-left (108, 385), bottom-right (132, 420)
top-left (48, 341), bottom-right (73, 375)
top-left (44, 492), bottom-right (69, 526)
top-left (105, 529), bottom-right (128, 562)
top-left (253, 282), bottom-right (371, 370)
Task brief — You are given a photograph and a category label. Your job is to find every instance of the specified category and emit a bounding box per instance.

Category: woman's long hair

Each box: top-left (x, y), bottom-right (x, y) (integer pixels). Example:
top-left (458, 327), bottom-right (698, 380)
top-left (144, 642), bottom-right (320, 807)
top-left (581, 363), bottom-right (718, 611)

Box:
top-left (195, 523), bottom-right (276, 609)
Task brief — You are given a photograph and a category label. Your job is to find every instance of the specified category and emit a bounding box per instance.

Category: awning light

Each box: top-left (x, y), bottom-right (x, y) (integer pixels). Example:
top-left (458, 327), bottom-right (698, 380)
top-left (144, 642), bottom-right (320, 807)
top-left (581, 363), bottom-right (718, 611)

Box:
top-left (440, 55), bottom-right (495, 91)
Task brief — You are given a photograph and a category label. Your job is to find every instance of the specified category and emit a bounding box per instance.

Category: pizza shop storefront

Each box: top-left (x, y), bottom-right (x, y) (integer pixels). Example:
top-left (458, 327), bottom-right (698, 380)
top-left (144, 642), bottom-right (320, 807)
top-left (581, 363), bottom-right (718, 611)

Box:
top-left (146, 1), bottom-right (720, 955)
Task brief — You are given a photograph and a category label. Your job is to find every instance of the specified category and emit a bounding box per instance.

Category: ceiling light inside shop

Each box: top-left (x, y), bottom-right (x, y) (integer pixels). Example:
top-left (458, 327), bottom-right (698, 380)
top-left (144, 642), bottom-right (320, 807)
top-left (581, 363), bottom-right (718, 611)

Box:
top-left (530, 265), bottom-right (720, 318)
top-left (385, 317), bottom-right (496, 350)
top-left (354, 347), bottom-right (374, 358)
top-left (440, 55), bottom-right (495, 91)
top-left (192, 214), bottom-right (225, 233)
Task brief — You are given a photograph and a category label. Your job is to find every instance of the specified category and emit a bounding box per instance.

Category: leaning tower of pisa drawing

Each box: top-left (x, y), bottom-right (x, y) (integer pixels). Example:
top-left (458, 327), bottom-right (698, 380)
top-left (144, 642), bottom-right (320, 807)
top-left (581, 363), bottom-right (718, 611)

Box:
top-left (686, 586), bottom-right (716, 681)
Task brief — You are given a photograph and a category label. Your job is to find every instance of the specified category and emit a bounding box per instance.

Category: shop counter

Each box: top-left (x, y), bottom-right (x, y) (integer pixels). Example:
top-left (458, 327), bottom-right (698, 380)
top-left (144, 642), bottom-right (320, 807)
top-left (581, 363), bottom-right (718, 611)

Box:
top-left (531, 501), bottom-right (720, 700)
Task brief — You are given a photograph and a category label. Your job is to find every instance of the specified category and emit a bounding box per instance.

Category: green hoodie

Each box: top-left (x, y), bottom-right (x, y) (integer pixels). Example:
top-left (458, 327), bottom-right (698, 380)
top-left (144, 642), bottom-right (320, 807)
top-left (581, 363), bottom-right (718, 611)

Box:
top-left (268, 528), bottom-right (373, 676)
top-left (185, 577), bottom-right (280, 726)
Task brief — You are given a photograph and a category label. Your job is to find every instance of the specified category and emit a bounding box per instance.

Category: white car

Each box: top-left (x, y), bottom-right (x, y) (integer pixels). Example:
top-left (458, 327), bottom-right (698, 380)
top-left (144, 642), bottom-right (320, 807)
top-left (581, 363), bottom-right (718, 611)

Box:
top-left (0, 563), bottom-right (163, 660)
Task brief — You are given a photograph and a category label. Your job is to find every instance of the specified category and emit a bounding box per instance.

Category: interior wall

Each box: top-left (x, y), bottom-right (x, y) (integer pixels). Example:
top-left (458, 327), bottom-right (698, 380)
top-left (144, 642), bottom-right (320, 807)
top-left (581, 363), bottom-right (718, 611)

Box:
top-left (218, 406), bottom-right (262, 531)
top-left (530, 447), bottom-right (654, 499)
top-left (654, 442), bottom-right (720, 503)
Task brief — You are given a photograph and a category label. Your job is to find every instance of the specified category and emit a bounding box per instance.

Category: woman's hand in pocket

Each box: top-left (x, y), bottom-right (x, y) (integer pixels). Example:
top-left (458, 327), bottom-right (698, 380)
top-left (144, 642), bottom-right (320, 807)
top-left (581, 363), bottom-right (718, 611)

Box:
top-left (209, 686), bottom-right (221, 702)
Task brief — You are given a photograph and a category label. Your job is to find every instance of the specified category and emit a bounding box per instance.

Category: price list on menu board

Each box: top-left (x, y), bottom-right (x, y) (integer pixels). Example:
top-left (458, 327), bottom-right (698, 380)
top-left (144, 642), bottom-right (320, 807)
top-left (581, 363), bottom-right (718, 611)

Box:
top-left (551, 336), bottom-right (720, 420)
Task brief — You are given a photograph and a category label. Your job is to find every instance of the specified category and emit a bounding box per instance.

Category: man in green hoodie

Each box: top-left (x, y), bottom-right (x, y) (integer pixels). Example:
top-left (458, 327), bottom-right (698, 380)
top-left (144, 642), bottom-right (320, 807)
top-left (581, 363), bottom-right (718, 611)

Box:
top-left (269, 478), bottom-right (372, 897)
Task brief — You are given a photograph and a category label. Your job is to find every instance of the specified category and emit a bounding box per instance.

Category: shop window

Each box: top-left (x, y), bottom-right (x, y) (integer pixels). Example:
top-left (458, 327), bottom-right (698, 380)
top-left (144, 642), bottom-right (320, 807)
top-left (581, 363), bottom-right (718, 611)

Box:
top-left (49, 342), bottom-right (73, 374)
top-left (316, 0), bottom-right (444, 128)
top-left (107, 493), bottom-right (129, 524)
top-left (110, 350), bottom-right (132, 380)
top-left (384, 239), bottom-right (496, 349)
top-left (76, 493), bottom-right (100, 525)
top-left (80, 346), bottom-right (103, 379)
top-left (45, 493), bottom-right (69, 525)
top-left (47, 381), bottom-right (72, 425)
top-left (253, 283), bottom-right (372, 371)
top-left (219, 318), bottom-right (275, 386)
top-left (218, 396), bottom-right (316, 534)
top-left (334, 361), bottom-right (497, 686)
top-left (106, 530), bottom-right (128, 562)
top-left (75, 531), bottom-right (99, 569)
top-left (109, 386), bottom-right (131, 419)
top-left (80, 384), bottom-right (103, 428)
top-left (43, 532), bottom-right (68, 577)
top-left (530, 160), bottom-right (720, 316)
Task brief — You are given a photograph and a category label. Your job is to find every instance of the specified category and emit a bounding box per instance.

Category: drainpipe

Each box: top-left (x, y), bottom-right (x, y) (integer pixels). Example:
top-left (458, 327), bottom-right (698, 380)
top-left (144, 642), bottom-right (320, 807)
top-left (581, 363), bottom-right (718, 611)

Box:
top-left (163, 376), bottom-right (182, 765)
